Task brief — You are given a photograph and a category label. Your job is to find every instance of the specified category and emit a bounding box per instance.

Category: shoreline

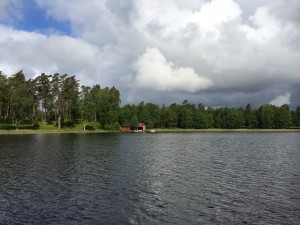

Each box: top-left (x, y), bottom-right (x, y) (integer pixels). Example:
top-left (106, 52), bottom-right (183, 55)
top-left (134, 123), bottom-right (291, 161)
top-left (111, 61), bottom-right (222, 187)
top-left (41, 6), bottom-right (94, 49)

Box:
top-left (0, 129), bottom-right (118, 135)
top-left (154, 128), bottom-right (300, 133)
top-left (0, 128), bottom-right (299, 135)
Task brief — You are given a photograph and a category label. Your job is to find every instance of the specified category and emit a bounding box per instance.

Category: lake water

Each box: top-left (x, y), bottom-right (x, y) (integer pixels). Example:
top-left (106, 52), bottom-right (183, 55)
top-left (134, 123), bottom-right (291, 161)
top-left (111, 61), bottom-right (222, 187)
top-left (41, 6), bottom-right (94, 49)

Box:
top-left (0, 132), bottom-right (299, 224)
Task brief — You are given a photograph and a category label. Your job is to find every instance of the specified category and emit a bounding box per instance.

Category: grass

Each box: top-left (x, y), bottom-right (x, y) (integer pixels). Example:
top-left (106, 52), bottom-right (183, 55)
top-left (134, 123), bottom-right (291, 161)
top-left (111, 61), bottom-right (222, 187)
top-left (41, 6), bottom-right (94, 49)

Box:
top-left (0, 121), bottom-right (116, 135)
top-left (0, 122), bottom-right (299, 135)
top-left (153, 128), bottom-right (300, 133)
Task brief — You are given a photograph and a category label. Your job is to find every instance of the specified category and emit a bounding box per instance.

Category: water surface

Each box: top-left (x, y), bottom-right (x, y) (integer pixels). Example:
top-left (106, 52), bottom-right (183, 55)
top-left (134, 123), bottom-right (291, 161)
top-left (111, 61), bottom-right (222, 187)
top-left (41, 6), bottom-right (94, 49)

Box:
top-left (0, 132), bottom-right (299, 224)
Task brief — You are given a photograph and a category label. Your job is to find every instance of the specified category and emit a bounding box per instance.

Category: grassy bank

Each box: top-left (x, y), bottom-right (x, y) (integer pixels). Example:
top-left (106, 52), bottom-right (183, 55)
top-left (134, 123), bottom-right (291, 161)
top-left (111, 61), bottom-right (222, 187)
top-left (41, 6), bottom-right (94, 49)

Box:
top-left (0, 121), bottom-right (117, 135)
top-left (0, 126), bottom-right (299, 135)
top-left (0, 130), bottom-right (117, 135)
top-left (154, 128), bottom-right (300, 133)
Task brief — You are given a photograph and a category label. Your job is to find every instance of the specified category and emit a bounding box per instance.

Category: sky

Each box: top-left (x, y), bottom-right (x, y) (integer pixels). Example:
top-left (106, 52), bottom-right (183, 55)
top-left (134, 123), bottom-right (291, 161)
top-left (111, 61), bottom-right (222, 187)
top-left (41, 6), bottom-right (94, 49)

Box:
top-left (0, 0), bottom-right (299, 108)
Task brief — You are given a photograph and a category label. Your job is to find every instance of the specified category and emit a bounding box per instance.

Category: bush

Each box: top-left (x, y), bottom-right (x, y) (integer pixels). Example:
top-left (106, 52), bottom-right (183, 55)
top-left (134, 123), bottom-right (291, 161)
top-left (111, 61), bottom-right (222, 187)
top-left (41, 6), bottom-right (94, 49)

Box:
top-left (110, 122), bottom-right (121, 131)
top-left (0, 124), bottom-right (39, 130)
top-left (22, 119), bottom-right (32, 125)
top-left (64, 121), bottom-right (76, 128)
top-left (0, 124), bottom-right (15, 130)
top-left (84, 125), bottom-right (95, 130)
top-left (18, 125), bottom-right (38, 130)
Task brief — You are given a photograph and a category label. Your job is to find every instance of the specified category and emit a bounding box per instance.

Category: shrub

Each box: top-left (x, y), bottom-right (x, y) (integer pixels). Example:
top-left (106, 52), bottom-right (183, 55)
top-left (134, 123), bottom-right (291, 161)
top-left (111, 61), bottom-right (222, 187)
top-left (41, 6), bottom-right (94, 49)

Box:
top-left (84, 125), bottom-right (95, 130)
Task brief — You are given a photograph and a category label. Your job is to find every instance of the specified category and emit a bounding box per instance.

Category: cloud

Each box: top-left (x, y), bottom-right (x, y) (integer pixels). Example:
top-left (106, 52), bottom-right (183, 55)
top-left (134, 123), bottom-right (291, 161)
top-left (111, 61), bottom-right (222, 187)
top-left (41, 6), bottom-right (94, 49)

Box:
top-left (0, 0), bottom-right (23, 23)
top-left (0, 0), bottom-right (300, 107)
top-left (35, 0), bottom-right (131, 46)
top-left (0, 25), bottom-right (104, 84)
top-left (132, 48), bottom-right (212, 93)
top-left (269, 92), bottom-right (291, 106)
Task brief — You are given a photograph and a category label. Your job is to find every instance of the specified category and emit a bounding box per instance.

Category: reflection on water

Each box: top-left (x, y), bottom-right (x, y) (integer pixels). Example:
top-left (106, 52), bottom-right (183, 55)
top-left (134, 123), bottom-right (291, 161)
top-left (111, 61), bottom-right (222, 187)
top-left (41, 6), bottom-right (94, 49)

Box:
top-left (0, 132), bottom-right (300, 224)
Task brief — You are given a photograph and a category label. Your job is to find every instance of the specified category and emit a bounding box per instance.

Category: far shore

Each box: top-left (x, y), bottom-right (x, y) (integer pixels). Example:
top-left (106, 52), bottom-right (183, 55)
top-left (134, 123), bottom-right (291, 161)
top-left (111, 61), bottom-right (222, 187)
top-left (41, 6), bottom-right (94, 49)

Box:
top-left (0, 128), bottom-right (299, 135)
top-left (154, 128), bottom-right (300, 133)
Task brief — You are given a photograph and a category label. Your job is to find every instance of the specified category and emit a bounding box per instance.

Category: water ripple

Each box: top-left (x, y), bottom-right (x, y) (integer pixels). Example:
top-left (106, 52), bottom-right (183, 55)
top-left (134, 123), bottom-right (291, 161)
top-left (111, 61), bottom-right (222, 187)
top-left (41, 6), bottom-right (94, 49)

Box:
top-left (0, 133), bottom-right (299, 224)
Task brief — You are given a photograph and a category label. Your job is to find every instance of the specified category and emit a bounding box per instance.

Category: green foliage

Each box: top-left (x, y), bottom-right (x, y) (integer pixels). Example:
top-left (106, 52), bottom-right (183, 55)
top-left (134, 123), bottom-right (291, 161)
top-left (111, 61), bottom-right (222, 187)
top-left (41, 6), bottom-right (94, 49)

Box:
top-left (35, 73), bottom-right (52, 123)
top-left (0, 70), bottom-right (299, 131)
top-left (0, 124), bottom-right (16, 130)
top-left (292, 107), bottom-right (300, 128)
top-left (244, 104), bottom-right (258, 128)
top-left (212, 107), bottom-right (245, 129)
top-left (138, 103), bottom-right (161, 128)
top-left (8, 71), bottom-right (33, 124)
top-left (63, 121), bottom-right (76, 128)
top-left (84, 125), bottom-right (95, 131)
top-left (178, 103), bottom-right (195, 129)
top-left (0, 124), bottom-right (39, 130)
top-left (160, 103), bottom-right (178, 128)
top-left (194, 104), bottom-right (213, 129)
top-left (111, 122), bottom-right (121, 130)
top-left (274, 104), bottom-right (292, 128)
top-left (258, 104), bottom-right (276, 128)
top-left (80, 86), bottom-right (96, 122)
top-left (0, 70), bottom-right (121, 130)
top-left (118, 104), bottom-right (138, 126)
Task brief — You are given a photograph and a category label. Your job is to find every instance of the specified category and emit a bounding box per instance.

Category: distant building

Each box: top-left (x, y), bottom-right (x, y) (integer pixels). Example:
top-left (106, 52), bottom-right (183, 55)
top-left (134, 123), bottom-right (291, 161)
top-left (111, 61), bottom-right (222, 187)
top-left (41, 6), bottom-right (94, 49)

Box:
top-left (120, 123), bottom-right (146, 132)
top-left (137, 123), bottom-right (146, 132)
top-left (120, 125), bottom-right (133, 132)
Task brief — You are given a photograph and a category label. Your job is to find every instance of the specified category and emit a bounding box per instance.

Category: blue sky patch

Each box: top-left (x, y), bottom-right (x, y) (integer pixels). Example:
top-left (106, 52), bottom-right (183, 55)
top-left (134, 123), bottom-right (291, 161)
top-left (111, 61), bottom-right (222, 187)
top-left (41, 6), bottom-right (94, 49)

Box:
top-left (14, 1), bottom-right (71, 35)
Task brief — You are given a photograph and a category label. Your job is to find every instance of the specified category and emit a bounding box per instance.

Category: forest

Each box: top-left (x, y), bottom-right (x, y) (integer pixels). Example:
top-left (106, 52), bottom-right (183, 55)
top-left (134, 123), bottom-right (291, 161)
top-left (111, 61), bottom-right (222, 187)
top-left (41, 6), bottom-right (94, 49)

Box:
top-left (0, 70), bottom-right (300, 130)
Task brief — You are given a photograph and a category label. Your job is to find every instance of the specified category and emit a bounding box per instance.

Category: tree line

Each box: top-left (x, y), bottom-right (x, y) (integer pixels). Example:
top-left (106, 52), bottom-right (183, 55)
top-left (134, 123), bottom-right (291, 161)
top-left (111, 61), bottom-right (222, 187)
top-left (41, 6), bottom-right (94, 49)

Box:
top-left (119, 101), bottom-right (300, 129)
top-left (0, 70), bottom-right (120, 129)
top-left (1, 70), bottom-right (300, 130)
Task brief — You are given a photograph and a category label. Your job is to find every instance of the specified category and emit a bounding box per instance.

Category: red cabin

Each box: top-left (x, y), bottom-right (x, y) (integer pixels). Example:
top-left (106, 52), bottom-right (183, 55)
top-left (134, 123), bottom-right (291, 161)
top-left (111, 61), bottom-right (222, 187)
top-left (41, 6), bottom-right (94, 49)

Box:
top-left (120, 123), bottom-right (147, 132)
top-left (120, 125), bottom-right (132, 132)
top-left (137, 123), bottom-right (146, 132)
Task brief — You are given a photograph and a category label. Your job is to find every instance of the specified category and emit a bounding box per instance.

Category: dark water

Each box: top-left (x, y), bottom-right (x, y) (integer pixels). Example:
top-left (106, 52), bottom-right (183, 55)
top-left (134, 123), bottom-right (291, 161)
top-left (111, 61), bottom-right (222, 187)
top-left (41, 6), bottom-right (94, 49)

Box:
top-left (0, 132), bottom-right (299, 224)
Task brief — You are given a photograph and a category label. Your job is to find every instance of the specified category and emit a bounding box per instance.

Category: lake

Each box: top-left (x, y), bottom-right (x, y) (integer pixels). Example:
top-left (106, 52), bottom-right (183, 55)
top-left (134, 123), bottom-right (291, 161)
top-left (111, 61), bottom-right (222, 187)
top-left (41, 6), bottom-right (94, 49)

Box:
top-left (0, 132), bottom-right (299, 224)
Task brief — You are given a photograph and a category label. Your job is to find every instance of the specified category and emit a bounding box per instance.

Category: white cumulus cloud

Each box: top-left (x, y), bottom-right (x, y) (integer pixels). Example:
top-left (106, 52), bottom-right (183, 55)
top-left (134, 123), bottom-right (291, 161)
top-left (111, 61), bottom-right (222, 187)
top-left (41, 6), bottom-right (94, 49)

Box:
top-left (0, 25), bottom-right (105, 84)
top-left (270, 92), bottom-right (291, 106)
top-left (132, 48), bottom-right (212, 93)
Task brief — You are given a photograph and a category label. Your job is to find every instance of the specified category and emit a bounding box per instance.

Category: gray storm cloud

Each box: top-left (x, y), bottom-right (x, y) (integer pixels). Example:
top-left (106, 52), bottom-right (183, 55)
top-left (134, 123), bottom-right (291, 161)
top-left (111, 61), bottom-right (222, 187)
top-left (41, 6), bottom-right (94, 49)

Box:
top-left (0, 0), bottom-right (299, 107)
